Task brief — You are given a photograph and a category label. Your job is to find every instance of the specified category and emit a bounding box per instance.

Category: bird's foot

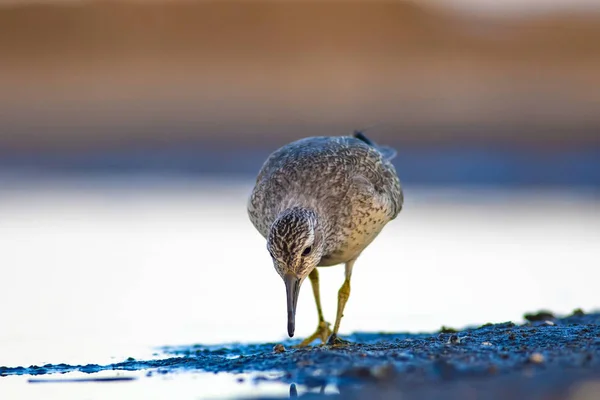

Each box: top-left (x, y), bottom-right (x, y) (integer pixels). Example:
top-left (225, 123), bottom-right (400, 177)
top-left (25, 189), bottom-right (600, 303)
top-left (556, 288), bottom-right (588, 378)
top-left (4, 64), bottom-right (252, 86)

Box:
top-left (294, 321), bottom-right (332, 347)
top-left (327, 333), bottom-right (351, 347)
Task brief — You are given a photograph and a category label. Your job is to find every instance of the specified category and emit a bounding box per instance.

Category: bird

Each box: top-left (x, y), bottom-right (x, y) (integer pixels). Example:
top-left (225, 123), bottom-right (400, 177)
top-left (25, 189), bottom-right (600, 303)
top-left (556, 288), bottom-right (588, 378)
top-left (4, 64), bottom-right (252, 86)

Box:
top-left (247, 131), bottom-right (403, 346)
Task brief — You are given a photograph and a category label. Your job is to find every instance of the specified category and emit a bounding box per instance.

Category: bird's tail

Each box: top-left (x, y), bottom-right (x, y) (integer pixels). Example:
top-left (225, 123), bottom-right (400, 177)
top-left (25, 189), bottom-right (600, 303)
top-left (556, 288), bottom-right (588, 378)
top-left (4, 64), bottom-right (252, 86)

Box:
top-left (353, 130), bottom-right (397, 160)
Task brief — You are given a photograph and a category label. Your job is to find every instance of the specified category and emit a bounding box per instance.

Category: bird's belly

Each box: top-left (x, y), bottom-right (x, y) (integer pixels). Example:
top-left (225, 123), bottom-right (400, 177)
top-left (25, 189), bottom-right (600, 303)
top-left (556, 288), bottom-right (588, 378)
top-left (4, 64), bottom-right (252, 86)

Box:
top-left (318, 212), bottom-right (389, 267)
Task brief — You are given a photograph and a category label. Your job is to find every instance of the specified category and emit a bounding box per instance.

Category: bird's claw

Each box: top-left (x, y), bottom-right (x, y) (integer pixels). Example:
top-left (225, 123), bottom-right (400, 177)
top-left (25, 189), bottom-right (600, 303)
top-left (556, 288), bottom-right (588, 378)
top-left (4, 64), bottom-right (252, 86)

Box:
top-left (327, 333), bottom-right (350, 347)
top-left (294, 321), bottom-right (332, 347)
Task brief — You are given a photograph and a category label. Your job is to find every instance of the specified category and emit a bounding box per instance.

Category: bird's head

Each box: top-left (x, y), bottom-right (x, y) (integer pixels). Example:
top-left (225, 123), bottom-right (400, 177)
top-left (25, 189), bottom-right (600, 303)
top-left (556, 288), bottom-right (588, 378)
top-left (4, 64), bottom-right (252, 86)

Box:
top-left (267, 207), bottom-right (323, 337)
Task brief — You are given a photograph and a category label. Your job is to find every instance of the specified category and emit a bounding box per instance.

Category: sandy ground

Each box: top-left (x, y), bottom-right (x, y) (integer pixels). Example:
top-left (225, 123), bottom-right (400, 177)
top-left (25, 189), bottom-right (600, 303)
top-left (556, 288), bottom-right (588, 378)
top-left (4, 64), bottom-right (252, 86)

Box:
top-left (2, 310), bottom-right (599, 399)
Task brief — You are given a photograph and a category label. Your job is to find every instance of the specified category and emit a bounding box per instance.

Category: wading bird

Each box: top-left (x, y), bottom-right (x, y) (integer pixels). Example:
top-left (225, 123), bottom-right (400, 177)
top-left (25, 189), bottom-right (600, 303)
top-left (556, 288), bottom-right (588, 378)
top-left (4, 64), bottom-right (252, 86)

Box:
top-left (248, 131), bottom-right (403, 345)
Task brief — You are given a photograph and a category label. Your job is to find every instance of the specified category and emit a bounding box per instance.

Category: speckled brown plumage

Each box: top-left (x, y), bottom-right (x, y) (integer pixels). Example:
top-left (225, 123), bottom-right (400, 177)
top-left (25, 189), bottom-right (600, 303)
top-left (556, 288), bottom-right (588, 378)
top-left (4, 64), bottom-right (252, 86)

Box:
top-left (247, 131), bottom-right (403, 342)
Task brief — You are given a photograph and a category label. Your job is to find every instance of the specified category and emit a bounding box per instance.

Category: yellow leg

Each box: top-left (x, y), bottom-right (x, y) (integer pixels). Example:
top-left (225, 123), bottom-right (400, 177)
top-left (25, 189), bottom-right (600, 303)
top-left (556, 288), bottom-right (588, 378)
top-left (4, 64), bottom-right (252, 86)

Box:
top-left (296, 268), bottom-right (332, 347)
top-left (328, 259), bottom-right (355, 345)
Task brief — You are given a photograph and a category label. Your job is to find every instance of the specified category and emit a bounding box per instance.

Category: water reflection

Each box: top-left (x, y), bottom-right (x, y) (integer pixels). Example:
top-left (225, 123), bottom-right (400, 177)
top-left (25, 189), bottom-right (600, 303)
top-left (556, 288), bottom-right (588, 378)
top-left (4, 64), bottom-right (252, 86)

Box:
top-left (288, 382), bottom-right (338, 398)
top-left (1, 371), bottom-right (297, 400)
top-left (290, 383), bottom-right (298, 398)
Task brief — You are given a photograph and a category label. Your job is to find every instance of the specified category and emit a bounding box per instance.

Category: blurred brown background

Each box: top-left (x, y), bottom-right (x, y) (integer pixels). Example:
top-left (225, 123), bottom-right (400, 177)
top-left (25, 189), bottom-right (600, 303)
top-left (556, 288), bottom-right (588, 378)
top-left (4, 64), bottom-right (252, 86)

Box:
top-left (0, 0), bottom-right (598, 185)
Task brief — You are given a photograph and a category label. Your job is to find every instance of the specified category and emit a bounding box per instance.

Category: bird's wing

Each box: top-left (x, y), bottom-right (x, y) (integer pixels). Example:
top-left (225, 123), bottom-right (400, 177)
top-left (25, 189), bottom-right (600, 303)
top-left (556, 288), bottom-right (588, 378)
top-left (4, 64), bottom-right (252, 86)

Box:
top-left (346, 174), bottom-right (400, 222)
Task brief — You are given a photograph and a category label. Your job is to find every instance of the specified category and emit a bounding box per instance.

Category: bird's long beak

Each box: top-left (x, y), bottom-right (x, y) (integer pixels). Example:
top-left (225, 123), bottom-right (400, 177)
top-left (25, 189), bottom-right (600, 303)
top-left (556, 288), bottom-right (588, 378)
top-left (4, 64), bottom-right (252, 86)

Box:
top-left (284, 273), bottom-right (301, 337)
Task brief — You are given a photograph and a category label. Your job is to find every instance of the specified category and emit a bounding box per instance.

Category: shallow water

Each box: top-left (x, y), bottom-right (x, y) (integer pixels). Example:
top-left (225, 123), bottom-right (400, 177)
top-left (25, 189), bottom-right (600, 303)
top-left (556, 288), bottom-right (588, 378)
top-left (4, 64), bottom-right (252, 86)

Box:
top-left (1, 371), bottom-right (309, 400)
top-left (0, 177), bottom-right (598, 397)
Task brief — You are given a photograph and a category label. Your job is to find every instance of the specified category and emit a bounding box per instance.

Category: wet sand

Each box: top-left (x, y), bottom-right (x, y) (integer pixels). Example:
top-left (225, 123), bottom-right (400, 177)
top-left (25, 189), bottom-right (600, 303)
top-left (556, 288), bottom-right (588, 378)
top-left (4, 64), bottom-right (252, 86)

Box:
top-left (2, 311), bottom-right (599, 399)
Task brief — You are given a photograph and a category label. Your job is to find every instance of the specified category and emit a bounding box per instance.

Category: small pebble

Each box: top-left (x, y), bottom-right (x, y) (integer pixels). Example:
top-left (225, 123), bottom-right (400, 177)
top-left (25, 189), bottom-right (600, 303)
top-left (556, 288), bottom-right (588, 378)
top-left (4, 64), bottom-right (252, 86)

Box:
top-left (447, 334), bottom-right (461, 344)
top-left (273, 344), bottom-right (286, 353)
top-left (529, 353), bottom-right (545, 364)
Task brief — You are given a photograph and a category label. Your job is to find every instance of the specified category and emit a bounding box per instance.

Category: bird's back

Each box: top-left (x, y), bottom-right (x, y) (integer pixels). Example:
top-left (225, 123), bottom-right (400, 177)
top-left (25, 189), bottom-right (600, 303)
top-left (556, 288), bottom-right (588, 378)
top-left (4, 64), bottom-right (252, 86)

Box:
top-left (248, 135), bottom-right (403, 240)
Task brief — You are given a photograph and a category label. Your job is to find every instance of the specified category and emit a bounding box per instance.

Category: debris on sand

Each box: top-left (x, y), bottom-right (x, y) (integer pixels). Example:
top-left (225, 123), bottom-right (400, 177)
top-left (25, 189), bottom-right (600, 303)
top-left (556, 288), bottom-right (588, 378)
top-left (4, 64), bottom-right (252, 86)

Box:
top-left (273, 344), bottom-right (286, 353)
top-left (524, 310), bottom-right (556, 322)
top-left (447, 334), bottom-right (461, 344)
top-left (440, 326), bottom-right (458, 334)
top-left (2, 312), bottom-right (600, 400)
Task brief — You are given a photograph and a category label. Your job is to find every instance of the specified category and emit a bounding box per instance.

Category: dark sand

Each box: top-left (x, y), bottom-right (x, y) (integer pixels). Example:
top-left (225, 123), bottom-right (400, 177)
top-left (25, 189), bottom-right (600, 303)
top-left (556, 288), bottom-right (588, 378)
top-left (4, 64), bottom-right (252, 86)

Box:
top-left (2, 310), bottom-right (600, 399)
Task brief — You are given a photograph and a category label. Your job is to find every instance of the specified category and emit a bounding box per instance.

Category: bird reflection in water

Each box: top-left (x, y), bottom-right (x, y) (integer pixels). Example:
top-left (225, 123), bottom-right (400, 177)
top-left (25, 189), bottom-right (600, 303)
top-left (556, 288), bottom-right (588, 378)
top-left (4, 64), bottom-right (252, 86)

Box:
top-left (289, 382), bottom-right (331, 398)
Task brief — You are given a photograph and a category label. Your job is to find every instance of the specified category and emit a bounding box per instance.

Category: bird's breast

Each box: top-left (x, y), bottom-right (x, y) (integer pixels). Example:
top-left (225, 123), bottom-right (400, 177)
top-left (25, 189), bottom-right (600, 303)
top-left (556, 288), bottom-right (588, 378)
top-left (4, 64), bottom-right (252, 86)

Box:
top-left (318, 206), bottom-right (390, 266)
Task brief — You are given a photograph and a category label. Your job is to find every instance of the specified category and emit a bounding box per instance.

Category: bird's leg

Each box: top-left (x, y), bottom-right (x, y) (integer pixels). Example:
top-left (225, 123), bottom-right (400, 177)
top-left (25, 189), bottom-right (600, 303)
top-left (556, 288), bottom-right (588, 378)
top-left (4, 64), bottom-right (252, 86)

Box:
top-left (328, 259), bottom-right (355, 346)
top-left (296, 268), bottom-right (331, 347)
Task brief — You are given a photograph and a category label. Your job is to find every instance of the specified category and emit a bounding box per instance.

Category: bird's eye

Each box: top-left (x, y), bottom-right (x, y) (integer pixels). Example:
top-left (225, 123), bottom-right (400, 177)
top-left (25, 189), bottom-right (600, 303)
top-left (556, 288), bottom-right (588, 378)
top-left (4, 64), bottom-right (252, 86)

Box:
top-left (302, 246), bottom-right (312, 256)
